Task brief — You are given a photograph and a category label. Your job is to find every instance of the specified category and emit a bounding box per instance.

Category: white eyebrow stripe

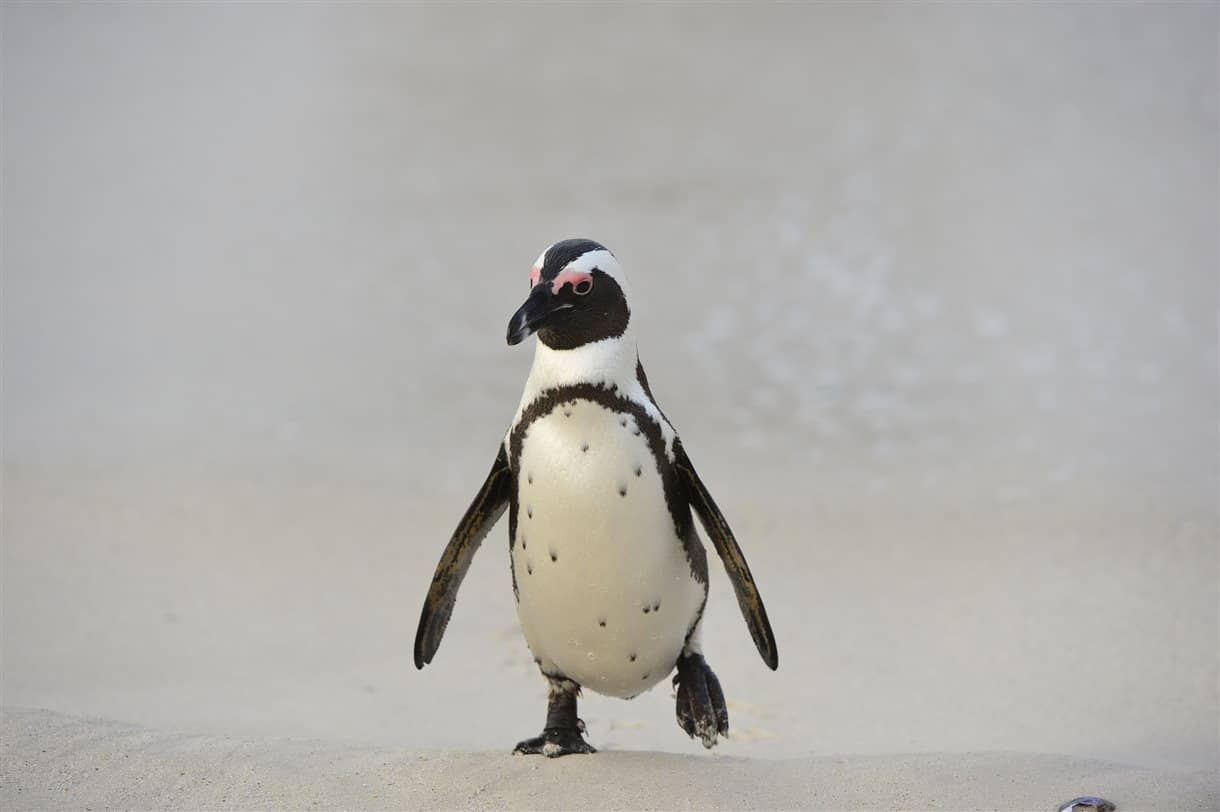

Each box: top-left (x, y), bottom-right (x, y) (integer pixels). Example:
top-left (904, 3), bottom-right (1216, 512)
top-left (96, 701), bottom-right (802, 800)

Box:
top-left (528, 243), bottom-right (629, 298)
top-left (558, 249), bottom-right (626, 292)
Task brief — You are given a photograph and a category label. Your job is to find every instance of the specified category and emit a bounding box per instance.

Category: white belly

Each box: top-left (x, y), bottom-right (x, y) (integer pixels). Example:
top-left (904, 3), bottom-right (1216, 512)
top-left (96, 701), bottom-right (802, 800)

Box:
top-left (512, 398), bottom-right (704, 698)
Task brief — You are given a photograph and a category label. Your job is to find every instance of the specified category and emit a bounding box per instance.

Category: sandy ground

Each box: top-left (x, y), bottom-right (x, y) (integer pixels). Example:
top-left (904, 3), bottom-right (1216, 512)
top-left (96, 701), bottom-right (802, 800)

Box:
top-left (3, 708), bottom-right (1216, 811)
top-left (2, 2), bottom-right (1217, 809)
top-left (3, 472), bottom-right (1217, 772)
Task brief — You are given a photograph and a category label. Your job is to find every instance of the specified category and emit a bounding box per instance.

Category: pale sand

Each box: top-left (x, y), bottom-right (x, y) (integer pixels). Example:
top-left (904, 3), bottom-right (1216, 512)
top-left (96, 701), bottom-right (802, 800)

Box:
top-left (2, 3), bottom-right (1217, 809)
top-left (2, 708), bottom-right (1215, 811)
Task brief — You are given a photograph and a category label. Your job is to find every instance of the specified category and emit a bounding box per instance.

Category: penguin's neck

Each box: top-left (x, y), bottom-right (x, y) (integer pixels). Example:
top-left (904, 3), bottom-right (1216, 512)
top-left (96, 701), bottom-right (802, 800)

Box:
top-left (507, 326), bottom-right (676, 457)
top-left (525, 329), bottom-right (638, 395)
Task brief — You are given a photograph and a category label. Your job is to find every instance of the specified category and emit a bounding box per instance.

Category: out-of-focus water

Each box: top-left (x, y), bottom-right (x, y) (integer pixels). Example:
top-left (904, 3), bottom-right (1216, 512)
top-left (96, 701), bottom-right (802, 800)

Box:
top-left (3, 3), bottom-right (1216, 770)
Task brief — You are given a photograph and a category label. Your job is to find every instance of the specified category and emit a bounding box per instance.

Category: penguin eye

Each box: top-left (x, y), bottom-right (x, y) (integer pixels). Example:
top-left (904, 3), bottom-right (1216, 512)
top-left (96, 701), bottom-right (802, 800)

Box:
top-left (573, 278), bottom-right (593, 296)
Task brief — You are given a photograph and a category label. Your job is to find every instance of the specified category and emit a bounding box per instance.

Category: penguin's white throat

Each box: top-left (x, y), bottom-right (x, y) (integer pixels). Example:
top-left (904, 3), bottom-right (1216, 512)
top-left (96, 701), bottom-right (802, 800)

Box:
top-left (528, 331), bottom-right (637, 392)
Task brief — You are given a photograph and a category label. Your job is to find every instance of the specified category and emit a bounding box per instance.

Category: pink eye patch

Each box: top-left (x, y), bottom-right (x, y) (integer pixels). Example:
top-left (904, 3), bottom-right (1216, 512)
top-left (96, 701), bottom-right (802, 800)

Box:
top-left (551, 268), bottom-right (594, 295)
top-left (529, 266), bottom-right (541, 287)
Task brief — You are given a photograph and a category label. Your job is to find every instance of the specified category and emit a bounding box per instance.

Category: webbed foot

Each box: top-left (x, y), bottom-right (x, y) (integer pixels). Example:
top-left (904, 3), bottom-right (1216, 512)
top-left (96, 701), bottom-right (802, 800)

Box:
top-left (513, 725), bottom-right (597, 757)
top-left (674, 651), bottom-right (729, 748)
top-left (514, 674), bottom-right (597, 757)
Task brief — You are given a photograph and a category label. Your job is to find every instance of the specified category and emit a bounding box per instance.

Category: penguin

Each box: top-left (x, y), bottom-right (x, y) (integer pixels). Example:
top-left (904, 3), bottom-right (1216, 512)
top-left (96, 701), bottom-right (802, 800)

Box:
top-left (414, 239), bottom-right (778, 757)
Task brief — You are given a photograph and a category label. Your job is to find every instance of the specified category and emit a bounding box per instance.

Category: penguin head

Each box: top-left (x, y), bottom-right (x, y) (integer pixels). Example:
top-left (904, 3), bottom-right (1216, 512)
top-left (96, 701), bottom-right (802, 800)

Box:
top-left (506, 238), bottom-right (630, 350)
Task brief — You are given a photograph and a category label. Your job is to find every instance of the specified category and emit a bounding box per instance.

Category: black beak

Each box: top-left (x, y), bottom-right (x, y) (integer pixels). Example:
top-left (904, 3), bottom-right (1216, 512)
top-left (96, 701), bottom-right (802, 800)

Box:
top-left (507, 284), bottom-right (570, 345)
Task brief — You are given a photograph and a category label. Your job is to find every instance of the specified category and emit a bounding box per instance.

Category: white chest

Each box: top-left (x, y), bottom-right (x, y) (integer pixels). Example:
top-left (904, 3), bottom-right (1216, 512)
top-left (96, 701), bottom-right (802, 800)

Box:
top-left (511, 398), bottom-right (705, 698)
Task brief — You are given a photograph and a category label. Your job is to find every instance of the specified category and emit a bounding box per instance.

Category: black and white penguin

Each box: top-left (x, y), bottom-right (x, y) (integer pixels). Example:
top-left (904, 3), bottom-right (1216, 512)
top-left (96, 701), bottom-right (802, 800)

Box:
top-left (414, 239), bottom-right (778, 757)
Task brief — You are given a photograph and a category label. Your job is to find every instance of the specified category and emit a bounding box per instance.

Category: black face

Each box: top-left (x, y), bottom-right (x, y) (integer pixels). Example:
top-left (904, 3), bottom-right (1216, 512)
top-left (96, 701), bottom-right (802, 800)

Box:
top-left (506, 241), bottom-right (630, 350)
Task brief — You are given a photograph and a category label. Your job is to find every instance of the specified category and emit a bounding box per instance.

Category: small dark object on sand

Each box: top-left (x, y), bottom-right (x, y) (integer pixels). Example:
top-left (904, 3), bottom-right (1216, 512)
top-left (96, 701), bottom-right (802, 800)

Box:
top-left (1058, 797), bottom-right (1116, 812)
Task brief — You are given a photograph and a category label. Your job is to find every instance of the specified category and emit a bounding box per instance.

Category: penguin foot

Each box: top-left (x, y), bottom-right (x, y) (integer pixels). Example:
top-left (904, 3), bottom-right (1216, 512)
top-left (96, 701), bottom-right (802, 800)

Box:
top-left (674, 652), bottom-right (729, 748)
top-left (513, 726), bottom-right (597, 758)
top-left (515, 675), bottom-right (595, 756)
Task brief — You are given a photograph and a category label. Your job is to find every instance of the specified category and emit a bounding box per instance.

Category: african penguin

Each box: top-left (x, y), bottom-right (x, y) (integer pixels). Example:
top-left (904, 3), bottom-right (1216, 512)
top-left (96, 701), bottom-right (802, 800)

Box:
top-left (415, 239), bottom-right (778, 757)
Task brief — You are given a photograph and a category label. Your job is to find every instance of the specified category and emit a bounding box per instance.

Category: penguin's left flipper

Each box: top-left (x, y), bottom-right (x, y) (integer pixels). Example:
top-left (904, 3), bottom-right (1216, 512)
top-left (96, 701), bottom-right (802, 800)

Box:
top-left (674, 441), bottom-right (779, 670)
top-left (414, 445), bottom-right (512, 669)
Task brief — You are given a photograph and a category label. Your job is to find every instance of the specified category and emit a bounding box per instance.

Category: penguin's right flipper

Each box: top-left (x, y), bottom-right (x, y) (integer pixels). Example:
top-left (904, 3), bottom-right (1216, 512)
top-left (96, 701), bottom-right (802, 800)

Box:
top-left (674, 440), bottom-right (779, 670)
top-left (414, 445), bottom-right (512, 669)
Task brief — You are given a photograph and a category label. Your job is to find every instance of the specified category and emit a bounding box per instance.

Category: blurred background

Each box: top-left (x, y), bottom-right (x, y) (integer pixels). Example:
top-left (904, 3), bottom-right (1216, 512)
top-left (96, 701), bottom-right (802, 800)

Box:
top-left (3, 2), bottom-right (1216, 771)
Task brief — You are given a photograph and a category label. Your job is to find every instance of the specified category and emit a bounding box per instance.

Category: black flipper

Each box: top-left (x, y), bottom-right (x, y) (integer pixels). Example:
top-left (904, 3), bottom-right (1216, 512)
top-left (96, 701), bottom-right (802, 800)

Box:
top-left (414, 445), bottom-right (512, 669)
top-left (674, 440), bottom-right (779, 670)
